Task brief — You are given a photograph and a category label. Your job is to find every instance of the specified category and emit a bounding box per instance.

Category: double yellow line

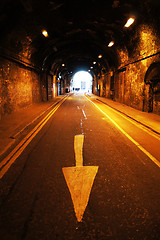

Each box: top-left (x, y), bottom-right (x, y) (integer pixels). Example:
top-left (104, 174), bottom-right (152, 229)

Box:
top-left (0, 97), bottom-right (68, 179)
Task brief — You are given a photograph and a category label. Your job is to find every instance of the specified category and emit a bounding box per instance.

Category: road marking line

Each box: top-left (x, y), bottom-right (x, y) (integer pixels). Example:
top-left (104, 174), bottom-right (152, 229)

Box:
top-left (0, 97), bottom-right (68, 179)
top-left (82, 109), bottom-right (87, 119)
top-left (62, 135), bottom-right (99, 222)
top-left (95, 99), bottom-right (160, 140)
top-left (86, 96), bottom-right (160, 168)
top-left (12, 97), bottom-right (67, 139)
top-left (74, 134), bottom-right (84, 166)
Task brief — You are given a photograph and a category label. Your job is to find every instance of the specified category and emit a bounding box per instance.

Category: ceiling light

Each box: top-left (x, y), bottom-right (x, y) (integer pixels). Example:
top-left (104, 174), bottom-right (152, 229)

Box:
top-left (93, 62), bottom-right (96, 64)
top-left (42, 30), bottom-right (48, 37)
top-left (62, 64), bottom-right (65, 66)
top-left (90, 66), bottom-right (93, 69)
top-left (124, 17), bottom-right (135, 28)
top-left (98, 54), bottom-right (102, 58)
top-left (108, 41), bottom-right (114, 47)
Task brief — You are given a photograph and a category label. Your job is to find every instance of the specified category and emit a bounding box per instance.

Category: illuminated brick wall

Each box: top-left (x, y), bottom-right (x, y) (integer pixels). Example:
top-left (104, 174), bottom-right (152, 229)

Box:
top-left (0, 58), bottom-right (41, 118)
top-left (114, 23), bottom-right (160, 115)
top-left (0, 28), bottom-right (44, 119)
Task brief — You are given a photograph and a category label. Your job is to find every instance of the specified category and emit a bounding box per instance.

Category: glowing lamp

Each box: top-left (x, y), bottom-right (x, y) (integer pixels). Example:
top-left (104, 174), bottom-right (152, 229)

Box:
top-left (124, 18), bottom-right (135, 28)
top-left (108, 41), bottom-right (114, 47)
top-left (42, 30), bottom-right (48, 37)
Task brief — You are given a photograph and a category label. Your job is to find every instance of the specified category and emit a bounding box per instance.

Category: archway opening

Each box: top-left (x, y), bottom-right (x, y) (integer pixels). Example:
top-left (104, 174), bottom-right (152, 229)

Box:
top-left (71, 71), bottom-right (92, 93)
top-left (144, 62), bottom-right (160, 113)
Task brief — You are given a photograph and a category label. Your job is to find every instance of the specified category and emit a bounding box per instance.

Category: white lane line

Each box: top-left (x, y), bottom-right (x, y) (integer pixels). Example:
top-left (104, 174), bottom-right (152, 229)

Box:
top-left (82, 109), bottom-right (87, 119)
top-left (86, 96), bottom-right (160, 168)
top-left (62, 135), bottom-right (99, 222)
top-left (80, 119), bottom-right (84, 134)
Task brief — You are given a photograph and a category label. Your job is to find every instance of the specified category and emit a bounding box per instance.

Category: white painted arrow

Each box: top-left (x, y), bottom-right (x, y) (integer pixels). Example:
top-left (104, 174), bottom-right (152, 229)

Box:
top-left (62, 134), bottom-right (99, 222)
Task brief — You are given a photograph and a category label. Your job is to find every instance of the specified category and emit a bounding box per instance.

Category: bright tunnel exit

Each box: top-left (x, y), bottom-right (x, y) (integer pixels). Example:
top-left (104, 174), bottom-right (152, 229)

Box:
top-left (72, 71), bottom-right (92, 93)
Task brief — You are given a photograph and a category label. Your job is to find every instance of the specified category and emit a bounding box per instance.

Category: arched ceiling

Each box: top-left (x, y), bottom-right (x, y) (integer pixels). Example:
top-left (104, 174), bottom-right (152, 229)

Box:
top-left (0, 0), bottom-right (158, 77)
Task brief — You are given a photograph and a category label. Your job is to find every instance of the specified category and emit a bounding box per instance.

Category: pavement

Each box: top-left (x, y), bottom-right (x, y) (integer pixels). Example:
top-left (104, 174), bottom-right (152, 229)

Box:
top-left (89, 94), bottom-right (160, 135)
top-left (0, 93), bottom-right (160, 159)
top-left (0, 95), bottom-right (66, 158)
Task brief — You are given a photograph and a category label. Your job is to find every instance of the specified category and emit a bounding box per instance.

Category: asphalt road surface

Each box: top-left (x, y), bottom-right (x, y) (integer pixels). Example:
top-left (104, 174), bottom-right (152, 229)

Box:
top-left (0, 93), bottom-right (160, 240)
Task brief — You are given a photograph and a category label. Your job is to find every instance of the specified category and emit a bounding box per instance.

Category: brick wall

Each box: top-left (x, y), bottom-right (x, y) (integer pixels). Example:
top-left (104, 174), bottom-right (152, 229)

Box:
top-left (0, 58), bottom-right (41, 119)
top-left (96, 23), bottom-right (160, 115)
top-left (113, 23), bottom-right (160, 115)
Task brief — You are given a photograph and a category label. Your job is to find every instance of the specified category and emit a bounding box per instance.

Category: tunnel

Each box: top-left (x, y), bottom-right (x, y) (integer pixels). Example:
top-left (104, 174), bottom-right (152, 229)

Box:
top-left (1, 1), bottom-right (160, 238)
top-left (0, 0), bottom-right (160, 117)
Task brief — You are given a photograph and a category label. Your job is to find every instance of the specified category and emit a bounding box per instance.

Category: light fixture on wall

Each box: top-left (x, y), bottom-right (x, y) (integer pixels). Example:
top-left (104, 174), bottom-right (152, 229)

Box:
top-left (42, 30), bottom-right (48, 37)
top-left (98, 54), bottom-right (102, 58)
top-left (108, 41), bottom-right (114, 47)
top-left (124, 17), bottom-right (135, 28)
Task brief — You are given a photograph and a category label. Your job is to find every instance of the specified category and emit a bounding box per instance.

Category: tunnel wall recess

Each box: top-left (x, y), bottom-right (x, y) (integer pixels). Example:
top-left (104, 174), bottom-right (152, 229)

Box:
top-left (97, 24), bottom-right (160, 115)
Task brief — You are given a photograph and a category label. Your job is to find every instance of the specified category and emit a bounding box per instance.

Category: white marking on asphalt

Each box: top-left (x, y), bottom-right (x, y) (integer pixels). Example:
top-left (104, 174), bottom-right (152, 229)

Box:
top-left (80, 119), bottom-right (84, 134)
top-left (62, 135), bottom-right (99, 222)
top-left (82, 109), bottom-right (87, 119)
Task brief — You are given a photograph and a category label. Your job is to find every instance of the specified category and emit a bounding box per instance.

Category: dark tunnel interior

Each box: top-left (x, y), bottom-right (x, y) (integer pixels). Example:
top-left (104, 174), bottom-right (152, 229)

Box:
top-left (1, 2), bottom-right (160, 238)
top-left (1, 0), bottom-right (160, 116)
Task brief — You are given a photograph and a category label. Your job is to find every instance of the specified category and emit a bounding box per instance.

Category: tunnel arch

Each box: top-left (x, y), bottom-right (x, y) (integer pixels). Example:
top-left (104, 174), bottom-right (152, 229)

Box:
top-left (1, 0), bottom-right (160, 116)
top-left (144, 62), bottom-right (160, 112)
top-left (41, 37), bottom-right (119, 74)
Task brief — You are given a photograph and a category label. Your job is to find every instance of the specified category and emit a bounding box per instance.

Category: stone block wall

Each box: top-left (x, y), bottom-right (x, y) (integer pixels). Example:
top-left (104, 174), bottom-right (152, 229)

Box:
top-left (0, 58), bottom-right (41, 119)
top-left (113, 23), bottom-right (160, 115)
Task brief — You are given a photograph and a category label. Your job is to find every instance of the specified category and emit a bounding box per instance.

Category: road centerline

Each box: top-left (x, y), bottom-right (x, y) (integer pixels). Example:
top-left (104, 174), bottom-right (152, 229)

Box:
top-left (82, 109), bottom-right (87, 119)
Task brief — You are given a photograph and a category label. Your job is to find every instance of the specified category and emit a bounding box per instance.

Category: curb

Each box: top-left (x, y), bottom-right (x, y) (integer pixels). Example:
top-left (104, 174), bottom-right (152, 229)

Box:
top-left (86, 94), bottom-right (160, 135)
top-left (0, 95), bottom-right (68, 159)
top-left (11, 95), bottom-right (67, 139)
top-left (96, 98), bottom-right (160, 135)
